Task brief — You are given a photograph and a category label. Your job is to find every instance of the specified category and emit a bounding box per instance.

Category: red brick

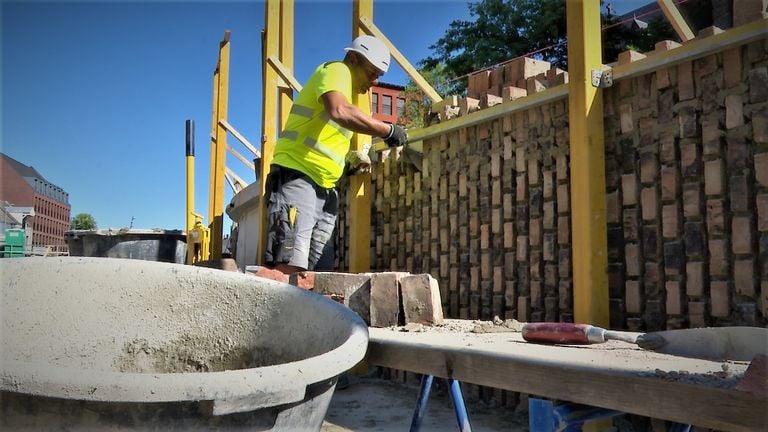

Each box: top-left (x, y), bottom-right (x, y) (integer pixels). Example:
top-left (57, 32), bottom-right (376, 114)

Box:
top-left (401, 273), bottom-right (445, 325)
top-left (503, 57), bottom-right (550, 84)
top-left (504, 222), bottom-right (515, 248)
top-left (556, 153), bottom-right (569, 181)
top-left (251, 267), bottom-right (290, 284)
top-left (557, 216), bottom-right (570, 245)
top-left (502, 86), bottom-right (528, 101)
top-left (686, 261), bottom-right (705, 297)
top-left (313, 272), bottom-right (372, 322)
top-left (683, 183), bottom-right (702, 217)
top-left (620, 104), bottom-right (634, 133)
top-left (626, 280), bottom-right (643, 313)
top-left (557, 183), bottom-right (569, 212)
top-left (710, 281), bottom-right (730, 317)
top-left (707, 199), bottom-right (726, 236)
top-left (734, 259), bottom-right (755, 297)
top-left (735, 354), bottom-right (768, 397)
top-left (370, 272), bottom-right (406, 327)
top-left (544, 201), bottom-right (555, 230)
top-left (289, 271), bottom-right (316, 290)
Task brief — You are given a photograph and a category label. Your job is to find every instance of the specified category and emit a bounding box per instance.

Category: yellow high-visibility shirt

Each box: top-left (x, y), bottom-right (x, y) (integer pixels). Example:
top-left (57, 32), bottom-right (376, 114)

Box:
top-left (272, 61), bottom-right (370, 188)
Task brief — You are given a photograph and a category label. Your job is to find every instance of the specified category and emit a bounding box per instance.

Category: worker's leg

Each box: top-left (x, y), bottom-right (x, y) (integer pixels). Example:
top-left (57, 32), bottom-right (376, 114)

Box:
top-left (308, 188), bottom-right (338, 270)
top-left (264, 169), bottom-right (320, 272)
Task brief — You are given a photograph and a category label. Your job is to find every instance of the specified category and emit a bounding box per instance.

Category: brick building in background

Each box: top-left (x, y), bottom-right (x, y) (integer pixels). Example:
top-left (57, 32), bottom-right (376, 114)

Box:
top-left (1, 153), bottom-right (71, 249)
top-left (371, 82), bottom-right (406, 125)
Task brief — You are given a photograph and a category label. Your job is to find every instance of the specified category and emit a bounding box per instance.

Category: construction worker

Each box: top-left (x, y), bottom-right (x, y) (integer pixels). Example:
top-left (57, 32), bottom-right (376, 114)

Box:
top-left (264, 35), bottom-right (408, 275)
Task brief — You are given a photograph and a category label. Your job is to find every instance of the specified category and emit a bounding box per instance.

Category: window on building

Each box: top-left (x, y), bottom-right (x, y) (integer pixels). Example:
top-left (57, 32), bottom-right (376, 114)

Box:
top-left (397, 98), bottom-right (405, 117)
top-left (371, 92), bottom-right (379, 113)
top-left (383, 95), bottom-right (392, 115)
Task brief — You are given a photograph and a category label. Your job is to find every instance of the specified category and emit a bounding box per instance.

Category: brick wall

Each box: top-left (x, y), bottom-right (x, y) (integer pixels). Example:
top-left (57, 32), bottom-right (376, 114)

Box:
top-left (337, 36), bottom-right (767, 331)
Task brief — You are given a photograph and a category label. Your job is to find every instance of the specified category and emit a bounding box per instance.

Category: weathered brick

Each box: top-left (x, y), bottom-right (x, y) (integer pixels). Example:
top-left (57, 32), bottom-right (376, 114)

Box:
top-left (710, 281), bottom-right (731, 317)
top-left (643, 225), bottom-right (661, 258)
top-left (754, 107), bottom-right (768, 144)
top-left (662, 204), bottom-right (681, 239)
top-left (664, 241), bottom-right (685, 275)
top-left (606, 191), bottom-right (620, 224)
top-left (401, 274), bottom-right (444, 325)
top-left (762, 281), bottom-right (768, 318)
top-left (620, 104), bottom-right (634, 133)
top-left (730, 176), bottom-right (750, 213)
top-left (625, 243), bottom-right (641, 277)
top-left (626, 281), bottom-right (643, 314)
top-left (723, 47), bottom-right (742, 89)
top-left (680, 141), bottom-right (701, 176)
top-left (517, 296), bottom-right (530, 322)
top-left (640, 150), bottom-right (658, 184)
top-left (686, 261), bottom-right (705, 297)
top-left (734, 0), bottom-right (768, 26)
top-left (725, 94), bottom-right (744, 129)
top-left (558, 216), bottom-right (570, 245)
top-left (688, 301), bottom-right (707, 328)
top-left (734, 259), bottom-right (755, 297)
top-left (557, 183), bottom-right (570, 212)
top-left (756, 153), bottom-right (768, 187)
top-left (370, 272), bottom-right (405, 327)
top-left (666, 281), bottom-right (684, 315)
top-left (641, 186), bottom-right (658, 221)
top-left (660, 166), bottom-right (680, 202)
top-left (732, 216), bottom-right (753, 254)
top-left (707, 199), bottom-right (726, 236)
top-left (702, 115), bottom-right (724, 156)
top-left (678, 61), bottom-right (695, 101)
top-left (683, 182), bottom-right (702, 218)
top-left (622, 174), bottom-right (638, 206)
top-left (517, 235), bottom-right (529, 261)
top-left (704, 159), bottom-right (725, 196)
top-left (758, 194), bottom-right (768, 232)
top-left (312, 272), bottom-right (372, 321)
top-left (749, 66), bottom-right (768, 104)
top-left (644, 262), bottom-right (663, 295)
top-left (709, 239), bottom-right (730, 277)
top-left (684, 221), bottom-right (707, 257)
top-left (727, 131), bottom-right (750, 172)
top-left (558, 248), bottom-right (571, 278)
top-left (623, 209), bottom-right (640, 242)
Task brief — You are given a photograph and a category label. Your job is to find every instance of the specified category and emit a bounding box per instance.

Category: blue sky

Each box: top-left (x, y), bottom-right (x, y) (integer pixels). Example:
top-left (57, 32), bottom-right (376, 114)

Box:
top-left (2, 0), bottom-right (647, 232)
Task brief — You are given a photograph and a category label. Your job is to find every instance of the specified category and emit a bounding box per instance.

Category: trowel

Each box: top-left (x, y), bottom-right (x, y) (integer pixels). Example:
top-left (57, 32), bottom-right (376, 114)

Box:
top-left (521, 322), bottom-right (768, 361)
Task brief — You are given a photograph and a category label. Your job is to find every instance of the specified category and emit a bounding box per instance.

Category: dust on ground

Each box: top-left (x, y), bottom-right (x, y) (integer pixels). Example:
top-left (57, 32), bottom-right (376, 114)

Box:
top-left (322, 376), bottom-right (528, 432)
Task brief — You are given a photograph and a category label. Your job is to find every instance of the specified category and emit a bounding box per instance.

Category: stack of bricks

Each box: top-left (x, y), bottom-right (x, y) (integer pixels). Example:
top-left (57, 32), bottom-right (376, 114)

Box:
top-left (429, 57), bottom-right (569, 124)
top-left (249, 268), bottom-right (444, 327)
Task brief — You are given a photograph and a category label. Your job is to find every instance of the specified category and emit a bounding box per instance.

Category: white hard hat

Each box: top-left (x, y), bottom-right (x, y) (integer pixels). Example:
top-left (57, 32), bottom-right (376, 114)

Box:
top-left (344, 35), bottom-right (390, 73)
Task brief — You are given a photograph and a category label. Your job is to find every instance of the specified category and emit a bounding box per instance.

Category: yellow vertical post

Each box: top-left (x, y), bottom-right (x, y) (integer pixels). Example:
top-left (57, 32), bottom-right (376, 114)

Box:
top-left (349, 0), bottom-right (373, 273)
top-left (279, 0), bottom-right (293, 130)
top-left (209, 31), bottom-right (230, 260)
top-left (207, 62), bottom-right (219, 236)
top-left (258, 0), bottom-right (281, 264)
top-left (186, 119), bottom-right (196, 264)
top-left (566, 0), bottom-right (609, 327)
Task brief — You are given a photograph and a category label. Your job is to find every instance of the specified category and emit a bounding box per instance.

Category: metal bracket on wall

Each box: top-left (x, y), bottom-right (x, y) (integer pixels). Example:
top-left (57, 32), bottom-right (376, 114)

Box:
top-left (591, 68), bottom-right (613, 88)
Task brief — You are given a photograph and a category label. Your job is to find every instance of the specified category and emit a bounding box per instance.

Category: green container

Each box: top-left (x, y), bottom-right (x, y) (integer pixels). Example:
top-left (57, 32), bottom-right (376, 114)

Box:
top-left (3, 229), bottom-right (25, 258)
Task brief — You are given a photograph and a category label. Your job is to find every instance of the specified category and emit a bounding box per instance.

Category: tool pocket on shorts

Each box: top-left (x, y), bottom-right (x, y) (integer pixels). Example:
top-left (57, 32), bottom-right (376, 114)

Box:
top-left (267, 195), bottom-right (297, 264)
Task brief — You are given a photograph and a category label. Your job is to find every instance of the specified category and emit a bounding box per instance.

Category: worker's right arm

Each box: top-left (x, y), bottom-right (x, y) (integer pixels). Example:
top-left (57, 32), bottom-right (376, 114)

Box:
top-left (321, 91), bottom-right (407, 147)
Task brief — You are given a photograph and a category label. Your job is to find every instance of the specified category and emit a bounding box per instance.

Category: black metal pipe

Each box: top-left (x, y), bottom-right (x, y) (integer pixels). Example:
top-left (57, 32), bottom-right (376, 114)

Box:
top-left (186, 120), bottom-right (195, 157)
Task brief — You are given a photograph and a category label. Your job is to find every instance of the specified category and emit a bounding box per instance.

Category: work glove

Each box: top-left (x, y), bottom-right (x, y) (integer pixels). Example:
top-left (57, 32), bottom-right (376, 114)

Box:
top-left (345, 149), bottom-right (372, 175)
top-left (383, 124), bottom-right (408, 148)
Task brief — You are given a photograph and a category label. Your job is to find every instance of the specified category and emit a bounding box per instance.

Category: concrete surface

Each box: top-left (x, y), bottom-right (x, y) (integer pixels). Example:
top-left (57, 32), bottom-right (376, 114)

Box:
top-left (322, 376), bottom-right (528, 431)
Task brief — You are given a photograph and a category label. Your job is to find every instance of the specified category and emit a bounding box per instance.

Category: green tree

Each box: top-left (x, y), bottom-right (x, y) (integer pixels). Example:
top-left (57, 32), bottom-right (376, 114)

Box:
top-left (401, 63), bottom-right (455, 129)
top-left (420, 0), bottom-right (676, 96)
top-left (70, 213), bottom-right (97, 230)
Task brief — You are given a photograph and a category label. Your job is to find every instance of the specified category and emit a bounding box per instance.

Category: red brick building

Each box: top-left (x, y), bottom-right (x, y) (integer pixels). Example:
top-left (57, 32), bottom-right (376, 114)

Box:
top-left (370, 82), bottom-right (406, 125)
top-left (1, 153), bottom-right (70, 248)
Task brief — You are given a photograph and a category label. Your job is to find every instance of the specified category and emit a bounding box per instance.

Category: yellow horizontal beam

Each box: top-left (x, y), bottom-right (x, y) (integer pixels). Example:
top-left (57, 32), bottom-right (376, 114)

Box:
top-left (267, 55), bottom-right (303, 92)
top-left (219, 119), bottom-right (261, 158)
top-left (612, 17), bottom-right (767, 80)
top-left (358, 16), bottom-right (442, 103)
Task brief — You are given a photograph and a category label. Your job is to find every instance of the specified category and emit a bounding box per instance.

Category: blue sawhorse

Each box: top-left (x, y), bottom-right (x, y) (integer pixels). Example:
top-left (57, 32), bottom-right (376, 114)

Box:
top-left (410, 375), bottom-right (472, 432)
top-left (529, 398), bottom-right (693, 432)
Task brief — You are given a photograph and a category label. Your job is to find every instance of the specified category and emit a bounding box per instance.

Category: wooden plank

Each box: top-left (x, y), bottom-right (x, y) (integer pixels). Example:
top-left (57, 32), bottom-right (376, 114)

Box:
top-left (226, 144), bottom-right (255, 172)
top-left (358, 16), bottom-right (442, 104)
top-left (267, 55), bottom-right (302, 92)
top-left (656, 0), bottom-right (695, 42)
top-left (209, 31), bottom-right (230, 260)
top-left (219, 119), bottom-right (260, 158)
top-left (367, 327), bottom-right (766, 431)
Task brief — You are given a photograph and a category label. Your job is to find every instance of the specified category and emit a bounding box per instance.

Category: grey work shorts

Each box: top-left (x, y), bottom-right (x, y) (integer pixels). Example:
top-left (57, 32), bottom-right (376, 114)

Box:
top-left (264, 165), bottom-right (338, 270)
